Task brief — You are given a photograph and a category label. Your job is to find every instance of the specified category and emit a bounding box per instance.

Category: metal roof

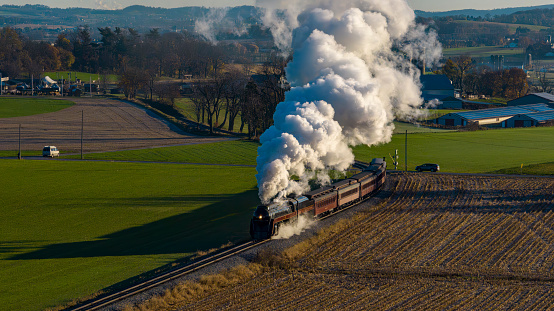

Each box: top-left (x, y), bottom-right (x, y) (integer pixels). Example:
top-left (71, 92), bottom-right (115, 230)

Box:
top-left (450, 104), bottom-right (554, 120)
top-left (519, 110), bottom-right (554, 122)
top-left (532, 92), bottom-right (554, 102)
top-left (420, 75), bottom-right (454, 91)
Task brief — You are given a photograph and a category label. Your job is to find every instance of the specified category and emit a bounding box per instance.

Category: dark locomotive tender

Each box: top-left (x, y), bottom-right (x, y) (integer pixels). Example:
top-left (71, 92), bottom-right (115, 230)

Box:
top-left (250, 158), bottom-right (387, 240)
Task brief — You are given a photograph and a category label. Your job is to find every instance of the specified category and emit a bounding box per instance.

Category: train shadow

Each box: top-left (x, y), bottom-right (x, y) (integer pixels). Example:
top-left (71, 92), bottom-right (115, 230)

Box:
top-left (8, 189), bottom-right (259, 260)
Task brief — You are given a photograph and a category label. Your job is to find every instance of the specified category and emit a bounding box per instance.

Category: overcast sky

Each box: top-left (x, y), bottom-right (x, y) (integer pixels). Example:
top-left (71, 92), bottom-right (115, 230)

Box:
top-left (0, 0), bottom-right (552, 11)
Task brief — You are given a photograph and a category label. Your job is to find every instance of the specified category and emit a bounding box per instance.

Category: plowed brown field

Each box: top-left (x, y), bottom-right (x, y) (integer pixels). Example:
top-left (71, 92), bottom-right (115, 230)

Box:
top-left (179, 173), bottom-right (554, 310)
top-left (0, 97), bottom-right (222, 153)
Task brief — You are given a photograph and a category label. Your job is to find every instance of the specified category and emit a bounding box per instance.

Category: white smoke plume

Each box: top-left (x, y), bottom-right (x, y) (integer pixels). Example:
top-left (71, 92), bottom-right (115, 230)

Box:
top-left (195, 8), bottom-right (249, 45)
top-left (255, 0), bottom-right (442, 203)
top-left (273, 215), bottom-right (315, 239)
top-left (94, 0), bottom-right (122, 10)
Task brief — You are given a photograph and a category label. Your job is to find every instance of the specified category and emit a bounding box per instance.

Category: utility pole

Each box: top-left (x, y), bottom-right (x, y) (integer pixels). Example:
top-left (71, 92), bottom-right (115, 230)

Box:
top-left (394, 149), bottom-right (398, 170)
top-left (1, 72), bottom-right (2, 96)
top-left (18, 124), bottom-right (21, 160)
top-left (81, 110), bottom-right (84, 160)
top-left (90, 76), bottom-right (92, 98)
top-left (405, 130), bottom-right (408, 172)
top-left (31, 74), bottom-right (33, 96)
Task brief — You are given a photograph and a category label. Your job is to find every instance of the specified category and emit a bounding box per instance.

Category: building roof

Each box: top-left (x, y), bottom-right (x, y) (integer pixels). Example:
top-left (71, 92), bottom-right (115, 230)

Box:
top-left (444, 104), bottom-right (554, 121)
top-left (420, 75), bottom-right (454, 91)
top-left (508, 93), bottom-right (554, 105)
top-left (518, 110), bottom-right (554, 122)
top-left (532, 92), bottom-right (554, 102)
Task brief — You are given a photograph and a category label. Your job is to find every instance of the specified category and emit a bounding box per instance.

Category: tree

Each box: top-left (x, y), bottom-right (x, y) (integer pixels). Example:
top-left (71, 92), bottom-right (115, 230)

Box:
top-left (242, 80), bottom-right (263, 138)
top-left (0, 27), bottom-right (25, 78)
top-left (222, 68), bottom-right (248, 132)
top-left (191, 73), bottom-right (228, 134)
top-left (442, 55), bottom-right (475, 95)
top-left (119, 67), bottom-right (147, 99)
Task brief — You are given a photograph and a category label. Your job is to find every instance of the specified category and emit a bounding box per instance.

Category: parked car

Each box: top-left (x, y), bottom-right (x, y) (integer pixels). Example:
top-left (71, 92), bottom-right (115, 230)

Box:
top-left (42, 146), bottom-right (60, 157)
top-left (416, 163), bottom-right (439, 172)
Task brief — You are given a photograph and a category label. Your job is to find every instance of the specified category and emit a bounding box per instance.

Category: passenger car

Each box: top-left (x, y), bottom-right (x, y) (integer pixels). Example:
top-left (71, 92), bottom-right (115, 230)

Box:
top-left (42, 146), bottom-right (60, 157)
top-left (415, 163), bottom-right (439, 172)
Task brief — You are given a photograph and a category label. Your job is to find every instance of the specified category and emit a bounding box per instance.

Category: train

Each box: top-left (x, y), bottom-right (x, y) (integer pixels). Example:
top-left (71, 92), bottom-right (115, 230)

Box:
top-left (250, 158), bottom-right (387, 240)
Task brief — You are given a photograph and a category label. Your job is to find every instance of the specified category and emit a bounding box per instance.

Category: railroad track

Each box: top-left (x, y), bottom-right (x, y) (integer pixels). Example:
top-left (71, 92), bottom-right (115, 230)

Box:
top-left (68, 240), bottom-right (269, 311)
top-left (69, 161), bottom-right (378, 310)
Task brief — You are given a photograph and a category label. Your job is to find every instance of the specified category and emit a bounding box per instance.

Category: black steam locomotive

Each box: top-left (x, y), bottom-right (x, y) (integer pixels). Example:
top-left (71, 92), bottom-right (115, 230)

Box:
top-left (250, 158), bottom-right (386, 239)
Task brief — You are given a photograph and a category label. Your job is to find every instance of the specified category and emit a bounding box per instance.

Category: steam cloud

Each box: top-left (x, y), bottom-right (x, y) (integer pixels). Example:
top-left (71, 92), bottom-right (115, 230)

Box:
top-left (195, 8), bottom-right (248, 45)
top-left (273, 215), bottom-right (315, 239)
top-left (94, 0), bottom-right (122, 10)
top-left (255, 0), bottom-right (442, 203)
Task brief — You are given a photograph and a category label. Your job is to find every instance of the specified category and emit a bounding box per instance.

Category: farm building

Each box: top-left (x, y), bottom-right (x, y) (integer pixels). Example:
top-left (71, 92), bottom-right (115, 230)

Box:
top-left (507, 93), bottom-right (554, 106)
top-left (436, 104), bottom-right (554, 127)
top-left (420, 74), bottom-right (455, 102)
top-left (434, 96), bottom-right (463, 109)
top-left (503, 111), bottom-right (554, 127)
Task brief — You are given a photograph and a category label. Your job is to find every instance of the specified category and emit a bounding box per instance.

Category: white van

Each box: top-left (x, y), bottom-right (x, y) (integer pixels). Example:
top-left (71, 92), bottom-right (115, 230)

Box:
top-left (42, 146), bottom-right (60, 157)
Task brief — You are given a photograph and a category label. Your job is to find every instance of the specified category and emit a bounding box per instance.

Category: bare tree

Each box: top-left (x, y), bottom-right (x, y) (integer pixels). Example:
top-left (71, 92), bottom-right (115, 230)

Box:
top-left (223, 68), bottom-right (248, 132)
top-left (191, 73), bottom-right (228, 134)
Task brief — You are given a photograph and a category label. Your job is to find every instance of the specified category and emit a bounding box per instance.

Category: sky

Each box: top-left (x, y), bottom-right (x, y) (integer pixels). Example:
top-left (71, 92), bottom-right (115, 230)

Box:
top-left (0, 0), bottom-right (552, 11)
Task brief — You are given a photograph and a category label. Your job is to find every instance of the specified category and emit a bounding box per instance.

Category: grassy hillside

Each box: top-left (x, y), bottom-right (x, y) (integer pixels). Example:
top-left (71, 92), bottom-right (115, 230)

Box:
top-left (0, 160), bottom-right (258, 310)
top-left (0, 97), bottom-right (74, 118)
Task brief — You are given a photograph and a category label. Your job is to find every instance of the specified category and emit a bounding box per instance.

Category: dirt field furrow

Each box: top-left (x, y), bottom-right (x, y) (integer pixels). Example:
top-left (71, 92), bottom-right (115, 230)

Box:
top-left (0, 97), bottom-right (224, 153)
top-left (164, 173), bottom-right (554, 311)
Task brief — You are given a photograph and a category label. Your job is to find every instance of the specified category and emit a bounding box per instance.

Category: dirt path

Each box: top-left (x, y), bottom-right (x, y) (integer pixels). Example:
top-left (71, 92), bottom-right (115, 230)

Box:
top-left (0, 97), bottom-right (225, 152)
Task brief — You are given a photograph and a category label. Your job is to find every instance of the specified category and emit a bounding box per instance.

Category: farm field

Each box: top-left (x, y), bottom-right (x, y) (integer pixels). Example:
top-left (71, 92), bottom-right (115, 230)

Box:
top-left (0, 97), bottom-right (74, 118)
top-left (0, 97), bottom-right (223, 153)
top-left (168, 173), bottom-right (554, 310)
top-left (443, 45), bottom-right (525, 58)
top-left (64, 139), bottom-right (258, 165)
top-left (0, 160), bottom-right (258, 311)
top-left (353, 126), bottom-right (554, 174)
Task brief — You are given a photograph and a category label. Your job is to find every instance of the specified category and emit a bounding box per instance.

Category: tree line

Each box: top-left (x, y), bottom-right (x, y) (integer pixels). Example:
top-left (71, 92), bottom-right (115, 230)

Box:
top-left (440, 55), bottom-right (529, 99)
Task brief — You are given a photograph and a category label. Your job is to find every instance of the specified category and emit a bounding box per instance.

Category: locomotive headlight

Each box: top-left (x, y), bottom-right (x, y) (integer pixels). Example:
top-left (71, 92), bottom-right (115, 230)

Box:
top-left (259, 215), bottom-right (263, 219)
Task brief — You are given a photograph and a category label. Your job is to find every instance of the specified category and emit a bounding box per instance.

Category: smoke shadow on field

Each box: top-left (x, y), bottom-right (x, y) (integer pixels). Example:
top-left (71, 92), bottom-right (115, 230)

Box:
top-left (8, 189), bottom-right (259, 260)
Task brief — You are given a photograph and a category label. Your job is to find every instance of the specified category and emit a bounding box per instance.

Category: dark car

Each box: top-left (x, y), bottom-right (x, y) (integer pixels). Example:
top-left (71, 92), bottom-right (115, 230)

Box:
top-left (416, 163), bottom-right (439, 172)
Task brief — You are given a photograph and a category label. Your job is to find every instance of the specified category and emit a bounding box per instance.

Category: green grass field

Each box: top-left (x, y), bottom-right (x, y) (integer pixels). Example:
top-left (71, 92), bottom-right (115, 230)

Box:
top-left (353, 127), bottom-right (554, 173)
top-left (3, 124), bottom-right (554, 310)
top-left (174, 98), bottom-right (247, 134)
top-left (0, 97), bottom-right (74, 118)
top-left (64, 140), bottom-right (259, 165)
top-left (41, 71), bottom-right (118, 84)
top-left (443, 45), bottom-right (525, 58)
top-left (0, 160), bottom-right (258, 311)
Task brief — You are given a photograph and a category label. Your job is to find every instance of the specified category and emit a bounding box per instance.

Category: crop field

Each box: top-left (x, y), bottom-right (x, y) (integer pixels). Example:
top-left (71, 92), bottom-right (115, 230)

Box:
top-left (174, 173), bottom-right (554, 310)
top-left (0, 97), bottom-right (74, 118)
top-left (0, 97), bottom-right (222, 153)
top-left (0, 160), bottom-right (258, 311)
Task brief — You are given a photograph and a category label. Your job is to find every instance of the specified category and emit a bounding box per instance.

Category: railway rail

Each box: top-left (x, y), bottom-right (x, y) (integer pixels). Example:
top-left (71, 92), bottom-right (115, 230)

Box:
top-left (67, 160), bottom-right (380, 310)
top-left (67, 240), bottom-right (269, 311)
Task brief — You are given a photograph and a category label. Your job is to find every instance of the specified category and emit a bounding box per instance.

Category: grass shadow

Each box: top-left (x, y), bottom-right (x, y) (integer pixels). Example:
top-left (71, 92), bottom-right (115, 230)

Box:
top-left (9, 189), bottom-right (259, 260)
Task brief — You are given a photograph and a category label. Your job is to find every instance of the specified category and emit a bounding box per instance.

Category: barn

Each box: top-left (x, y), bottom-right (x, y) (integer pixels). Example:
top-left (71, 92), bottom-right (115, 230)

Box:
top-left (420, 75), bottom-right (455, 102)
top-left (503, 110), bottom-right (554, 127)
top-left (507, 93), bottom-right (554, 106)
top-left (436, 104), bottom-right (554, 127)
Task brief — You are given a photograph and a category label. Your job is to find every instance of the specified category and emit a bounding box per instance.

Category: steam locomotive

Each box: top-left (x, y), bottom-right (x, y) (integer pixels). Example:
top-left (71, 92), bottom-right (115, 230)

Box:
top-left (250, 158), bottom-right (386, 239)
